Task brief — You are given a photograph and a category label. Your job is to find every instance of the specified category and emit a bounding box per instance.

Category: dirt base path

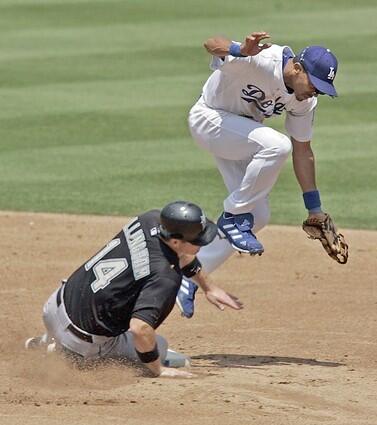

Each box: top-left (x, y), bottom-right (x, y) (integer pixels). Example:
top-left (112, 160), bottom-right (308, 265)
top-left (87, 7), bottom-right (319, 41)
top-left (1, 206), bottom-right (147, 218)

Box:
top-left (0, 211), bottom-right (376, 425)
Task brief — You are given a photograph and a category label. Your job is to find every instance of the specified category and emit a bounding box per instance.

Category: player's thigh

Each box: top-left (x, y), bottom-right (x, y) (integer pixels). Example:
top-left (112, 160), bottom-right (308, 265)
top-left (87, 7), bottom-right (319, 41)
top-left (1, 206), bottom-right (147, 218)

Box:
top-left (43, 289), bottom-right (101, 358)
top-left (189, 104), bottom-right (289, 161)
top-left (42, 288), bottom-right (62, 338)
top-left (189, 108), bottom-right (261, 160)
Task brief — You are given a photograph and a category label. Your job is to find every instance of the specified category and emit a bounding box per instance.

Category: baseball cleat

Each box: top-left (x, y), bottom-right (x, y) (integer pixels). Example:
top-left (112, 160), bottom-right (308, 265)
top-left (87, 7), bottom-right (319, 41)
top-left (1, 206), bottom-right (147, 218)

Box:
top-left (47, 341), bottom-right (57, 353)
top-left (217, 212), bottom-right (264, 255)
top-left (176, 278), bottom-right (198, 319)
top-left (163, 349), bottom-right (191, 368)
top-left (25, 334), bottom-right (48, 350)
top-left (25, 336), bottom-right (43, 349)
top-left (25, 333), bottom-right (56, 353)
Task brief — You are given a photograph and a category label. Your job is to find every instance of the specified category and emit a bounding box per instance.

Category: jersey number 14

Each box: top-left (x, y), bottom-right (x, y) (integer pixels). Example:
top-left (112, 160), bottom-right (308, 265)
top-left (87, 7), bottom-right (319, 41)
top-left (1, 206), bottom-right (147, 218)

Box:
top-left (84, 239), bottom-right (128, 293)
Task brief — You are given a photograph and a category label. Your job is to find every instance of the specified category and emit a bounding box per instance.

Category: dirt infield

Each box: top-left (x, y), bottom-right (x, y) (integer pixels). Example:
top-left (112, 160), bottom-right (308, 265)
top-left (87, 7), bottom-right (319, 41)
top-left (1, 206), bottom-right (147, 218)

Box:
top-left (0, 211), bottom-right (376, 425)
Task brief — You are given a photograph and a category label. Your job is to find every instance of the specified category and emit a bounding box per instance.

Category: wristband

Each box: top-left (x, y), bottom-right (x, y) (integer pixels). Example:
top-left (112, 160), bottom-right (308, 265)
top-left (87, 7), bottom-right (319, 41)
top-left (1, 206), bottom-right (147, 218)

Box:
top-left (181, 257), bottom-right (202, 278)
top-left (229, 42), bottom-right (246, 57)
top-left (303, 190), bottom-right (322, 212)
top-left (136, 343), bottom-right (159, 363)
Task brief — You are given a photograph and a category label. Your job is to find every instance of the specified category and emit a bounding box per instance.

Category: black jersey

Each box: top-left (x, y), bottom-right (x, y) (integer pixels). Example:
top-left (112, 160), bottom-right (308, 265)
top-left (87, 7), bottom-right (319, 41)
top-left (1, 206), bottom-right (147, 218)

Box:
top-left (63, 210), bottom-right (182, 336)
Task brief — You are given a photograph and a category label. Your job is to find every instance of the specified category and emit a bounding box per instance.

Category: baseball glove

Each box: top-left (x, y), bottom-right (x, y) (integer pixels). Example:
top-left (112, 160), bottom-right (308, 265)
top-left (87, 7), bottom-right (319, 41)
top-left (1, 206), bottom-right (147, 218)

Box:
top-left (302, 214), bottom-right (348, 264)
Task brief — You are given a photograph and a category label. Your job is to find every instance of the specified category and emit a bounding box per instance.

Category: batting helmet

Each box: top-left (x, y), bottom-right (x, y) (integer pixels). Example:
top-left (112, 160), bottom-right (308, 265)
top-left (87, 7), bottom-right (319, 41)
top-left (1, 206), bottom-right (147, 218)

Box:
top-left (160, 201), bottom-right (218, 246)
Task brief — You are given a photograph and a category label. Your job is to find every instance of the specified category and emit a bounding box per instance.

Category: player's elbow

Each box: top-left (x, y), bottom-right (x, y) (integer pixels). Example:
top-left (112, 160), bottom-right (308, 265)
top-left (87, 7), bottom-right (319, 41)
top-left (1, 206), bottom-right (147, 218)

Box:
top-left (129, 318), bottom-right (154, 338)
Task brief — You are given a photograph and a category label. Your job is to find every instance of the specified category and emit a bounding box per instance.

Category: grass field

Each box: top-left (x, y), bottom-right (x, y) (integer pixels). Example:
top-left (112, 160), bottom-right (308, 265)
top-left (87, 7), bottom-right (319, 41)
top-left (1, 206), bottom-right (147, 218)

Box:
top-left (0, 0), bottom-right (376, 229)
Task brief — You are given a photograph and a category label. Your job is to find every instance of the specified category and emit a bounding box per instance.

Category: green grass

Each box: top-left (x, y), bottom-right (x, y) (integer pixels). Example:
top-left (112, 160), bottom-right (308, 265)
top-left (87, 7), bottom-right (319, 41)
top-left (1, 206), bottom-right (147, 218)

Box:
top-left (0, 0), bottom-right (376, 229)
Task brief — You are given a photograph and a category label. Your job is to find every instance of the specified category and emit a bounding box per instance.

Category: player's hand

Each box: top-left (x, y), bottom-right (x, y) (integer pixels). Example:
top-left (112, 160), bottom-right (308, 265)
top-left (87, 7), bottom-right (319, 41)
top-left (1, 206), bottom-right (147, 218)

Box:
top-left (205, 286), bottom-right (243, 311)
top-left (307, 211), bottom-right (327, 220)
top-left (240, 32), bottom-right (271, 56)
top-left (159, 367), bottom-right (194, 378)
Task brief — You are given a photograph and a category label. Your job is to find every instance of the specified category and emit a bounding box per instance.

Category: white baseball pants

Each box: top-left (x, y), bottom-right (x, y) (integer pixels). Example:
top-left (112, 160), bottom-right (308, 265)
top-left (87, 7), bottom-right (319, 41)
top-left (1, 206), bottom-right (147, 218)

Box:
top-left (189, 97), bottom-right (292, 273)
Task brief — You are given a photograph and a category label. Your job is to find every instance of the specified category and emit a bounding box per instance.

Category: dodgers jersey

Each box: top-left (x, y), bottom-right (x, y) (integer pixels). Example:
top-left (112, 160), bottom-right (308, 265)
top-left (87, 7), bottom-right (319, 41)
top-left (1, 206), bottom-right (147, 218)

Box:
top-left (202, 44), bottom-right (317, 142)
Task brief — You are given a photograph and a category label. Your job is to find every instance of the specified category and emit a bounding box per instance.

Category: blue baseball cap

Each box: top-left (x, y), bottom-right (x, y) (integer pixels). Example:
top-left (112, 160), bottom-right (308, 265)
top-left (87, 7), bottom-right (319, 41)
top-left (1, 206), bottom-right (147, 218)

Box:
top-left (297, 46), bottom-right (338, 97)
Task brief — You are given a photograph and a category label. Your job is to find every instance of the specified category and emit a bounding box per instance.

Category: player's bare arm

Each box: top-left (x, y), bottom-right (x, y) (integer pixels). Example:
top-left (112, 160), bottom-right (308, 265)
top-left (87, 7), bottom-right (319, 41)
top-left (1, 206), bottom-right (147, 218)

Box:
top-left (291, 139), bottom-right (348, 262)
top-left (291, 138), bottom-right (326, 220)
top-left (178, 252), bottom-right (243, 311)
top-left (204, 31), bottom-right (271, 57)
top-left (291, 138), bottom-right (317, 192)
top-left (129, 318), bottom-right (193, 378)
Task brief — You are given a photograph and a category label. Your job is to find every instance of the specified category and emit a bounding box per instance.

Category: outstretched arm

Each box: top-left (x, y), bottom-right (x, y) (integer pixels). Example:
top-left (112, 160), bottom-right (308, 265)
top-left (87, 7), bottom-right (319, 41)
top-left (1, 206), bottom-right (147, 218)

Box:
top-left (179, 254), bottom-right (243, 311)
top-left (192, 269), bottom-right (243, 311)
top-left (204, 31), bottom-right (271, 57)
top-left (292, 138), bottom-right (349, 263)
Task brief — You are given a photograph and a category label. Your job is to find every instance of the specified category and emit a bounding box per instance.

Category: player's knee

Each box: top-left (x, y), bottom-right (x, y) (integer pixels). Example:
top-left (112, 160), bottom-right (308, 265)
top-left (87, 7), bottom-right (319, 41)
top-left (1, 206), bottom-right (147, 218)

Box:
top-left (276, 134), bottom-right (292, 159)
top-left (255, 130), bottom-right (291, 161)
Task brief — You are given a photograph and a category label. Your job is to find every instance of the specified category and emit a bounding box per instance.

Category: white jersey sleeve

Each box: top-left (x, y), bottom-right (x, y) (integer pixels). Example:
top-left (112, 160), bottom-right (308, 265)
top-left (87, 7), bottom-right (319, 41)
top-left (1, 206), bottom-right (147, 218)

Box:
top-left (209, 55), bottom-right (225, 71)
top-left (284, 97), bottom-right (317, 142)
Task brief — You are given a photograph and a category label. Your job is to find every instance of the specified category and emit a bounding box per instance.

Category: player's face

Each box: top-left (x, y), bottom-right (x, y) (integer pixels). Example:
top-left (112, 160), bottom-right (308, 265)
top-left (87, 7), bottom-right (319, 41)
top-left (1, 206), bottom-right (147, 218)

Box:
top-left (178, 241), bottom-right (201, 256)
top-left (293, 66), bottom-right (319, 101)
top-left (166, 238), bottom-right (201, 256)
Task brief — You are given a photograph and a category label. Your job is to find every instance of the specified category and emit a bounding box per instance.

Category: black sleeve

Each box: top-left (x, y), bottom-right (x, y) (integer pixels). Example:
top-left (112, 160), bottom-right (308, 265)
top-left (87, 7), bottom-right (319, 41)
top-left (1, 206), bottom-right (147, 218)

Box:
top-left (131, 277), bottom-right (179, 329)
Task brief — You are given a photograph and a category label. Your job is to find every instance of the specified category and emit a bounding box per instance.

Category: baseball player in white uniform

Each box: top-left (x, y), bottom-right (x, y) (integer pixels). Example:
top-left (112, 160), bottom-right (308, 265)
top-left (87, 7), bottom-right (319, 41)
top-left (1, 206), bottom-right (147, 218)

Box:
top-left (176, 31), bottom-right (340, 318)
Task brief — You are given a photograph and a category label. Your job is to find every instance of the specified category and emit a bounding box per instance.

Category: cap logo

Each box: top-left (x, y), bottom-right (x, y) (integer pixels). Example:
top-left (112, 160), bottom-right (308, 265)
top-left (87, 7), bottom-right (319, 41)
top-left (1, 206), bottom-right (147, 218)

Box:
top-left (327, 67), bottom-right (335, 80)
top-left (200, 214), bottom-right (206, 230)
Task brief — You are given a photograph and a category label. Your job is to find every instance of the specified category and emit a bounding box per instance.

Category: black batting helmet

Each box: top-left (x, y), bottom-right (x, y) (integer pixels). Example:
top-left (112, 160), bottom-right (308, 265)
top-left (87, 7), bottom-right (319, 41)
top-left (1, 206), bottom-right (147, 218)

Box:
top-left (159, 201), bottom-right (218, 246)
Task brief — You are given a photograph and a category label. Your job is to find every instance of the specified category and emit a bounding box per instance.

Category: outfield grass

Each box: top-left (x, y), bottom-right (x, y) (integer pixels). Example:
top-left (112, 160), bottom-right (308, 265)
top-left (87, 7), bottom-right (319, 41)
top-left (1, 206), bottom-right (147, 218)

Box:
top-left (0, 0), bottom-right (376, 229)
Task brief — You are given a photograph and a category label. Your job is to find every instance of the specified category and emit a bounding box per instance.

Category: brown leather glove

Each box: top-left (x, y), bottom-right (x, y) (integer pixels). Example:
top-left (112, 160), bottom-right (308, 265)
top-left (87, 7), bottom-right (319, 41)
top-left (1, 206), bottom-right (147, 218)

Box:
top-left (302, 213), bottom-right (348, 264)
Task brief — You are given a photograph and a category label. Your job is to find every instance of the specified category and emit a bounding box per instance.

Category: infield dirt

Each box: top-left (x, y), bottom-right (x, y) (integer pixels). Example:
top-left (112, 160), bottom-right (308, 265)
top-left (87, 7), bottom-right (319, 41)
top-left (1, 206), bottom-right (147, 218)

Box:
top-left (0, 211), bottom-right (376, 425)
